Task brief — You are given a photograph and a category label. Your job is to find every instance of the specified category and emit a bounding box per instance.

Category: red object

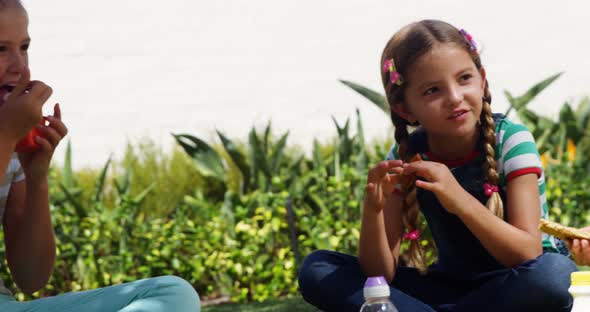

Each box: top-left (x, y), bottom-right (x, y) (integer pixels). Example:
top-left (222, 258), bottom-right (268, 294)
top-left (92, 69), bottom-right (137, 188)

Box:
top-left (15, 126), bottom-right (42, 153)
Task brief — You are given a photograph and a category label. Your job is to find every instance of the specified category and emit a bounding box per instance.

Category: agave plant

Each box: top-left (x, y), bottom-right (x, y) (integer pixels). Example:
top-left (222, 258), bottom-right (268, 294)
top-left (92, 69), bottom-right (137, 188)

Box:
top-left (172, 122), bottom-right (290, 197)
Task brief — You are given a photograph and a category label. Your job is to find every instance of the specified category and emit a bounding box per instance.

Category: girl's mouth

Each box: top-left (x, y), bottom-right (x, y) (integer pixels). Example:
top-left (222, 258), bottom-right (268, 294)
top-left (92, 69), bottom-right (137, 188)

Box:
top-left (448, 110), bottom-right (469, 121)
top-left (1, 85), bottom-right (15, 93)
top-left (0, 85), bottom-right (15, 104)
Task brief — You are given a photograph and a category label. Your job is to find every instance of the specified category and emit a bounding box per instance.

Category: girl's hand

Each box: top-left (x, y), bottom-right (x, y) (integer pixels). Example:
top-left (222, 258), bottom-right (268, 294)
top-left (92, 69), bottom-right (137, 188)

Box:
top-left (0, 67), bottom-right (52, 144)
top-left (18, 103), bottom-right (68, 183)
top-left (566, 226), bottom-right (590, 266)
top-left (401, 161), bottom-right (468, 214)
top-left (364, 160), bottom-right (404, 213)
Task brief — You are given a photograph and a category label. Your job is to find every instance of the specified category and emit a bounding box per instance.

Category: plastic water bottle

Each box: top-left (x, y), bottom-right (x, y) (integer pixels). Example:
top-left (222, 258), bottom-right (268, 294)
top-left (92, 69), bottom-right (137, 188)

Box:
top-left (570, 272), bottom-right (590, 312)
top-left (360, 276), bottom-right (398, 312)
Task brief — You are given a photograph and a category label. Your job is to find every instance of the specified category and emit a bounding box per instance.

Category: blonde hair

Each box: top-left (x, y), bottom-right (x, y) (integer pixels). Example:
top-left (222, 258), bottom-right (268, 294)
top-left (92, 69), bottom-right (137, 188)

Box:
top-left (381, 20), bottom-right (503, 271)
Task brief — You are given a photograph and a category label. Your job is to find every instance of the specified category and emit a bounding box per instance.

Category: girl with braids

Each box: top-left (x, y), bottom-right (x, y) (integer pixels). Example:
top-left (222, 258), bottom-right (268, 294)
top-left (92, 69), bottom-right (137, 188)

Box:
top-left (298, 20), bottom-right (576, 312)
top-left (0, 1), bottom-right (200, 311)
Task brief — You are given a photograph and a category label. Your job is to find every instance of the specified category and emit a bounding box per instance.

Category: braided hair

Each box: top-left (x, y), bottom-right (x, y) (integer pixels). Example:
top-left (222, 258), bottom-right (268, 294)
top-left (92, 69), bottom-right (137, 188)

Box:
top-left (380, 20), bottom-right (502, 271)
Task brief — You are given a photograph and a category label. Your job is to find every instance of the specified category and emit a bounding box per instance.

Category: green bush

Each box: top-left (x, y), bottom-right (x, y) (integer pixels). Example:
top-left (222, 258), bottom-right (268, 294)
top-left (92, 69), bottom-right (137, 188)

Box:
top-left (0, 75), bottom-right (586, 305)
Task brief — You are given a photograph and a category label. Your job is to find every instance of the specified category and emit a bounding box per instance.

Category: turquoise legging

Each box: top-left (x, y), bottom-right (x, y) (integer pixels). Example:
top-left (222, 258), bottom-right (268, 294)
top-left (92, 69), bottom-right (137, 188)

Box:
top-left (0, 276), bottom-right (200, 312)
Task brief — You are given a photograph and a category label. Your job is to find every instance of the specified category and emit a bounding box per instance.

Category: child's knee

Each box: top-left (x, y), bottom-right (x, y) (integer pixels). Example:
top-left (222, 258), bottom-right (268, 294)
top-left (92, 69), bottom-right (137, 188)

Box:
top-left (516, 253), bottom-right (576, 308)
top-left (298, 250), bottom-right (334, 284)
top-left (153, 276), bottom-right (200, 310)
top-left (298, 250), bottom-right (339, 299)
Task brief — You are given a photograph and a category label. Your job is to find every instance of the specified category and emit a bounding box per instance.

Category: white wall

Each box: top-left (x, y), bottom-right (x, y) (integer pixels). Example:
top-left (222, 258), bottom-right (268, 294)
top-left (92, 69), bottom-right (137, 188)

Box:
top-left (22, 0), bottom-right (590, 168)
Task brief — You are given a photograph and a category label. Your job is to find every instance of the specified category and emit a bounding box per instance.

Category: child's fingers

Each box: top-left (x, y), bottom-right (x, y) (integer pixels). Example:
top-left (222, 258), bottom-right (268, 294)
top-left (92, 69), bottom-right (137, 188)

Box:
top-left (34, 135), bottom-right (54, 153)
top-left (28, 81), bottom-right (53, 104)
top-left (367, 162), bottom-right (386, 183)
top-left (389, 160), bottom-right (404, 168)
top-left (35, 125), bottom-right (62, 148)
top-left (565, 239), bottom-right (573, 251)
top-left (403, 161), bottom-right (434, 181)
top-left (414, 179), bottom-right (436, 192)
top-left (388, 173), bottom-right (400, 186)
top-left (366, 182), bottom-right (376, 195)
top-left (582, 240), bottom-right (590, 265)
top-left (45, 115), bottom-right (68, 137)
top-left (391, 167), bottom-right (403, 174)
top-left (368, 160), bottom-right (402, 183)
top-left (572, 239), bottom-right (582, 262)
top-left (53, 103), bottom-right (62, 120)
top-left (11, 66), bottom-right (30, 96)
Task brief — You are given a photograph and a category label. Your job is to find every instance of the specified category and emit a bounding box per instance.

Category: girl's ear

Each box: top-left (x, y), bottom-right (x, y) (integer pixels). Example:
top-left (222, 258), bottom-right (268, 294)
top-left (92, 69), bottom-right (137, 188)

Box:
top-left (479, 67), bottom-right (487, 91)
top-left (392, 104), bottom-right (417, 124)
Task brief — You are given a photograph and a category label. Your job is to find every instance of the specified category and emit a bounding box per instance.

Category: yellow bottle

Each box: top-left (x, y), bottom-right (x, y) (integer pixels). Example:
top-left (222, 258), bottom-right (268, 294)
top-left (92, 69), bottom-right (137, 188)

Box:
top-left (570, 272), bottom-right (590, 312)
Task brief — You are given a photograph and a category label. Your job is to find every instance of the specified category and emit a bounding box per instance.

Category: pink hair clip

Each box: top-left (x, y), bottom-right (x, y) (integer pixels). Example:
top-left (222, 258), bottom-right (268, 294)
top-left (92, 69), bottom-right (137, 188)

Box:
top-left (403, 229), bottom-right (419, 241)
top-left (459, 29), bottom-right (477, 52)
top-left (383, 58), bottom-right (403, 86)
top-left (483, 183), bottom-right (499, 196)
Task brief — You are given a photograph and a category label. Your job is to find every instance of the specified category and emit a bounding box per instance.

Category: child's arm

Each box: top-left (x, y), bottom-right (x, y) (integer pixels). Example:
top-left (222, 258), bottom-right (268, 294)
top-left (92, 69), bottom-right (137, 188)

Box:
top-left (3, 101), bottom-right (66, 295)
top-left (3, 178), bottom-right (54, 294)
top-left (402, 161), bottom-right (542, 267)
top-left (0, 139), bottom-right (16, 183)
top-left (458, 173), bottom-right (543, 266)
top-left (359, 160), bottom-right (404, 282)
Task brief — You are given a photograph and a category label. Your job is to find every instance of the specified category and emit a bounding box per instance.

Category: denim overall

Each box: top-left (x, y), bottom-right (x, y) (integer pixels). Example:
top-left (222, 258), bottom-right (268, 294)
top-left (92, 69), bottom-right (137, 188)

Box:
top-left (298, 115), bottom-right (577, 312)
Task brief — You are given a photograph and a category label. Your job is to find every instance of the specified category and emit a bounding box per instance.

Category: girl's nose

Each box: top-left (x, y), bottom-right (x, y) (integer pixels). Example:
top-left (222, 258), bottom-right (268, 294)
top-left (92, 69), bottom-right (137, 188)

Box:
top-left (7, 50), bottom-right (27, 73)
top-left (446, 85), bottom-right (463, 107)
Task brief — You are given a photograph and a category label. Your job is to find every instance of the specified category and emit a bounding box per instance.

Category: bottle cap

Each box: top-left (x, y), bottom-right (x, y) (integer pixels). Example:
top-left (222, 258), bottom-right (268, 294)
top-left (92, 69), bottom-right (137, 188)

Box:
top-left (363, 276), bottom-right (390, 299)
top-left (572, 272), bottom-right (590, 286)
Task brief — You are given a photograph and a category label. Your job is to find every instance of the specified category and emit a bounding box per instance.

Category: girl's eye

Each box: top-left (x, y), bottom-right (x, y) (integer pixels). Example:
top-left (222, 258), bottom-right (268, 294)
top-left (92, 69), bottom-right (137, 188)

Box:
top-left (0, 46), bottom-right (6, 52)
top-left (423, 87), bottom-right (438, 96)
top-left (459, 74), bottom-right (473, 82)
top-left (20, 44), bottom-right (29, 52)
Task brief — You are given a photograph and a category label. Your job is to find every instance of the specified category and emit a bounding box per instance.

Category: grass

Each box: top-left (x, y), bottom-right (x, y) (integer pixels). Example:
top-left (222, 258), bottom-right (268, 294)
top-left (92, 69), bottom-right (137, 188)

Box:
top-left (202, 297), bottom-right (320, 312)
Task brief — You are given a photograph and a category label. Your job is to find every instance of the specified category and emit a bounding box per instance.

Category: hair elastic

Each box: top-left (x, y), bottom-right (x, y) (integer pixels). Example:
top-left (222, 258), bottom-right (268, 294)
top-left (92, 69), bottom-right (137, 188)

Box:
top-left (403, 229), bottom-right (420, 241)
top-left (483, 183), bottom-right (499, 196)
top-left (383, 58), bottom-right (403, 86)
top-left (459, 29), bottom-right (477, 52)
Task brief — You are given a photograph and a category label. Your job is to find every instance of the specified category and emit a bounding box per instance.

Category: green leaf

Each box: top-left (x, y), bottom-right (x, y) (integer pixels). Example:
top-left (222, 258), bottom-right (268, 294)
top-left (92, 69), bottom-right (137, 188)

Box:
top-left (576, 97), bottom-right (590, 132)
top-left (270, 131), bottom-right (289, 174)
top-left (332, 117), bottom-right (354, 164)
top-left (172, 133), bottom-right (225, 181)
top-left (312, 139), bottom-right (323, 170)
top-left (263, 121), bottom-right (272, 156)
top-left (114, 168), bottom-right (131, 196)
top-left (511, 72), bottom-right (563, 111)
top-left (559, 102), bottom-right (581, 142)
top-left (339, 80), bottom-right (389, 115)
top-left (217, 130), bottom-right (251, 193)
top-left (94, 156), bottom-right (111, 202)
top-left (221, 190), bottom-right (236, 234)
top-left (133, 183), bottom-right (155, 205)
top-left (536, 127), bottom-right (554, 154)
top-left (305, 193), bottom-right (327, 212)
top-left (62, 140), bottom-right (75, 188)
top-left (59, 183), bottom-right (86, 219)
top-left (503, 90), bottom-right (516, 116)
top-left (517, 109), bottom-right (540, 132)
top-left (248, 127), bottom-right (270, 186)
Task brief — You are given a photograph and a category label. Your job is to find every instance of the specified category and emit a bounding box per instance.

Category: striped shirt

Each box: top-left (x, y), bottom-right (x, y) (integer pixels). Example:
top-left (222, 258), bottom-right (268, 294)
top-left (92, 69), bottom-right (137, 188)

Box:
top-left (386, 117), bottom-right (557, 252)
